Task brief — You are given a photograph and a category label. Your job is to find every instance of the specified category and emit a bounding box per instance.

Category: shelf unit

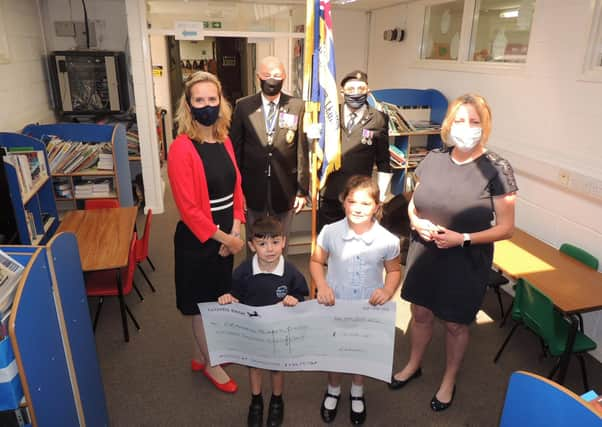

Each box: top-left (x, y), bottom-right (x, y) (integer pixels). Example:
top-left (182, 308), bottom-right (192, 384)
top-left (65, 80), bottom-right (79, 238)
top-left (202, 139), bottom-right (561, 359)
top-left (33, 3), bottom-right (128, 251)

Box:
top-left (370, 89), bottom-right (448, 195)
top-left (22, 123), bottom-right (134, 208)
top-left (1, 233), bottom-right (108, 426)
top-left (0, 133), bottom-right (59, 245)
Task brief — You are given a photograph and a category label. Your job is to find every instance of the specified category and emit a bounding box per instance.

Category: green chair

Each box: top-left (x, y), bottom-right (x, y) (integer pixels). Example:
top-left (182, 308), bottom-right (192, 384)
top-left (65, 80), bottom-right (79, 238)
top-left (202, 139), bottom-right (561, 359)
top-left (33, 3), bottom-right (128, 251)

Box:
top-left (493, 278), bottom-right (597, 392)
top-left (559, 243), bottom-right (599, 332)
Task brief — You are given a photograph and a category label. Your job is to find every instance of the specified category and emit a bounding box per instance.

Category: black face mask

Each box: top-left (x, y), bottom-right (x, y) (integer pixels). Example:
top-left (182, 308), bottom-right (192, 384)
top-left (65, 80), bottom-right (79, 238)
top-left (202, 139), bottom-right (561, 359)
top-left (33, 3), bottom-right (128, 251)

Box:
top-left (344, 93), bottom-right (368, 110)
top-left (260, 78), bottom-right (283, 96)
top-left (190, 104), bottom-right (220, 126)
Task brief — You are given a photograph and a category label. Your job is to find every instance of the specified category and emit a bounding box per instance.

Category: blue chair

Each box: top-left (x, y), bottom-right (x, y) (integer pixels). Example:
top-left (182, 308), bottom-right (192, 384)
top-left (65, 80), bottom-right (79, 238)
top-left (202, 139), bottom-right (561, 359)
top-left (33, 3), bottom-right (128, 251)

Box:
top-left (499, 371), bottom-right (601, 426)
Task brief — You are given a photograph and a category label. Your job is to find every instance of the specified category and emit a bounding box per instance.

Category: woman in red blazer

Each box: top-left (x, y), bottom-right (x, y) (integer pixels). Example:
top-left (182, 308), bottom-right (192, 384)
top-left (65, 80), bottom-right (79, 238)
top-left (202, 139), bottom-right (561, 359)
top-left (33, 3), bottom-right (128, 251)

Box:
top-left (168, 71), bottom-right (245, 393)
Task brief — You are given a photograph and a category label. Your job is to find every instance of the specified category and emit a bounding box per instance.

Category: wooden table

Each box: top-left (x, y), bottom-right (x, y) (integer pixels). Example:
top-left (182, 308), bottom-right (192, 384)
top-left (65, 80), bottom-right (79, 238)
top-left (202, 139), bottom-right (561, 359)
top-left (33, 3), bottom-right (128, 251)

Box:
top-left (57, 207), bottom-right (138, 341)
top-left (494, 228), bottom-right (602, 384)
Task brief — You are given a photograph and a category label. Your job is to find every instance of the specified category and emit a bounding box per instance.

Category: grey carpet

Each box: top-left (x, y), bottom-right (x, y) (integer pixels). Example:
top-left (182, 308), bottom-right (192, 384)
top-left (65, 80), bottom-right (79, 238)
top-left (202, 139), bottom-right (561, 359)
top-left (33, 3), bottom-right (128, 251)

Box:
top-left (91, 174), bottom-right (602, 426)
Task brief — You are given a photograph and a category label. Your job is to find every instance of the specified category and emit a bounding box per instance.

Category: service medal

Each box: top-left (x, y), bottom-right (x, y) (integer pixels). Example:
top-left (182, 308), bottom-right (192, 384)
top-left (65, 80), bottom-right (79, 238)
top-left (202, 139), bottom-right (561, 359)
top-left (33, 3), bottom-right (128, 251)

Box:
top-left (286, 129), bottom-right (295, 143)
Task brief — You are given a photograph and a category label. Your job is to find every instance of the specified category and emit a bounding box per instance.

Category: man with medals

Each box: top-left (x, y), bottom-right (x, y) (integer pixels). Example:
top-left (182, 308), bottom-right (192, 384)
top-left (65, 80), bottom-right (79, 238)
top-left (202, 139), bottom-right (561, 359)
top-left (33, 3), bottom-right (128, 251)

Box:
top-left (230, 56), bottom-right (309, 245)
top-left (316, 70), bottom-right (392, 231)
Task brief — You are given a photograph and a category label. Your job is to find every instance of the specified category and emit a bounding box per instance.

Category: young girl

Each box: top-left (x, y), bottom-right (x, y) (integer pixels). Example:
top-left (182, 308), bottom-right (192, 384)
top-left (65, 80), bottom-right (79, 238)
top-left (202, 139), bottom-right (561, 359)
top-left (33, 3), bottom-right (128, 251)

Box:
top-left (310, 175), bottom-right (401, 425)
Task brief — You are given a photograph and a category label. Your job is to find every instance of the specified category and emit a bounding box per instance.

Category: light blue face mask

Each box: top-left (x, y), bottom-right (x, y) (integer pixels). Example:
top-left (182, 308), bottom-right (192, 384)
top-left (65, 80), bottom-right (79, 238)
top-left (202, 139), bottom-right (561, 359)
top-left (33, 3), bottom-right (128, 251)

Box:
top-left (450, 124), bottom-right (482, 152)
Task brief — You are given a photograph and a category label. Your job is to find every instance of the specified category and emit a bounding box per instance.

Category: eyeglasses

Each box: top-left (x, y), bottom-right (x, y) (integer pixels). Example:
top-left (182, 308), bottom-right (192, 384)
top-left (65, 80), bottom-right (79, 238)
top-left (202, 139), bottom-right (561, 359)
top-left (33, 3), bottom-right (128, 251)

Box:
top-left (342, 86), bottom-right (368, 95)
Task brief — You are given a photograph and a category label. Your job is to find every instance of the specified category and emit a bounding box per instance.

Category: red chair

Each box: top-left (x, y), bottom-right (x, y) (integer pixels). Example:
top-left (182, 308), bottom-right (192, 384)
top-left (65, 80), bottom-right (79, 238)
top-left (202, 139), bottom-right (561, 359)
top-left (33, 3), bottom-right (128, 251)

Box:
top-left (84, 198), bottom-right (120, 209)
top-left (86, 232), bottom-right (141, 337)
top-left (135, 209), bottom-right (156, 293)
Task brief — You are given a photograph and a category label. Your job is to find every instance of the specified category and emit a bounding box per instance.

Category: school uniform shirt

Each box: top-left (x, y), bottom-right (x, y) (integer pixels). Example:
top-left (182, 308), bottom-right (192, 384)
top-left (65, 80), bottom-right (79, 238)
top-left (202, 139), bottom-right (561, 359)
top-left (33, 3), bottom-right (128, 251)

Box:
top-left (321, 104), bottom-right (390, 201)
top-left (231, 255), bottom-right (309, 307)
top-left (317, 218), bottom-right (400, 300)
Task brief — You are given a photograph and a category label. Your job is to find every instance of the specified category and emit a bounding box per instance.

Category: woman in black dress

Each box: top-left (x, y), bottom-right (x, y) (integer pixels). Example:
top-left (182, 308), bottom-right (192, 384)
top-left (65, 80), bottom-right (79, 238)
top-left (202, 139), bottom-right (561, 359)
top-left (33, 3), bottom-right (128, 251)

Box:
top-left (168, 71), bottom-right (245, 393)
top-left (389, 94), bottom-right (517, 410)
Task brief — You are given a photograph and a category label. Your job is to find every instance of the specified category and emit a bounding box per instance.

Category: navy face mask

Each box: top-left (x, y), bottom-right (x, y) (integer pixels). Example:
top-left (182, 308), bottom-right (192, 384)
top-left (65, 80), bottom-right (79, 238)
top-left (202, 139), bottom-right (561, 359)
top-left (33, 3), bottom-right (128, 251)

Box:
top-left (190, 104), bottom-right (220, 126)
top-left (344, 93), bottom-right (368, 110)
top-left (260, 78), bottom-right (283, 96)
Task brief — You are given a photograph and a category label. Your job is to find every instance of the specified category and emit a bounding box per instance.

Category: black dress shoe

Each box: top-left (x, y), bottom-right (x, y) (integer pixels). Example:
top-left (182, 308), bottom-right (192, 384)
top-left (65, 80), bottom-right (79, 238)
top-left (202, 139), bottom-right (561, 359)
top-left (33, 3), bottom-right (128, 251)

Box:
top-left (430, 386), bottom-right (456, 412)
top-left (349, 395), bottom-right (366, 425)
top-left (388, 368), bottom-right (422, 390)
top-left (266, 396), bottom-right (284, 427)
top-left (248, 397), bottom-right (264, 427)
top-left (320, 391), bottom-right (340, 423)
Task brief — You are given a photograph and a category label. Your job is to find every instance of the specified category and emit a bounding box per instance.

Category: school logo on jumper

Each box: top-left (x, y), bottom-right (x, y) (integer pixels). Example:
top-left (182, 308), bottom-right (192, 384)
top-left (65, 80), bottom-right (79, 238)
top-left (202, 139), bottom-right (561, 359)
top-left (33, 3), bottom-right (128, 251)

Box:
top-left (276, 285), bottom-right (288, 298)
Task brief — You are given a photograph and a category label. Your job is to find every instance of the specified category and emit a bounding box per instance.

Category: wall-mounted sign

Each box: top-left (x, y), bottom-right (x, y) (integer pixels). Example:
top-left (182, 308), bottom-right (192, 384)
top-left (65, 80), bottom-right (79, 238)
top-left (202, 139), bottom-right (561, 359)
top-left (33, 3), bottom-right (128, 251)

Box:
top-left (175, 21), bottom-right (204, 41)
top-left (152, 65), bottom-right (163, 77)
top-left (222, 56), bottom-right (236, 67)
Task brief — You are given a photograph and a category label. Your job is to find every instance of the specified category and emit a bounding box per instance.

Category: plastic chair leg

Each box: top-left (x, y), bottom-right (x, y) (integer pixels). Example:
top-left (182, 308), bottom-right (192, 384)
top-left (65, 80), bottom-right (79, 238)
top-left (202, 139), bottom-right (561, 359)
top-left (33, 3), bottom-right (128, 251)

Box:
top-left (494, 286), bottom-right (505, 319)
top-left (577, 355), bottom-right (589, 392)
top-left (500, 304), bottom-right (513, 328)
top-left (494, 322), bottom-right (520, 363)
top-left (146, 256), bottom-right (156, 272)
top-left (93, 297), bottom-right (104, 332)
top-left (137, 264), bottom-right (156, 292)
top-left (125, 303), bottom-right (141, 330)
top-left (133, 281), bottom-right (144, 301)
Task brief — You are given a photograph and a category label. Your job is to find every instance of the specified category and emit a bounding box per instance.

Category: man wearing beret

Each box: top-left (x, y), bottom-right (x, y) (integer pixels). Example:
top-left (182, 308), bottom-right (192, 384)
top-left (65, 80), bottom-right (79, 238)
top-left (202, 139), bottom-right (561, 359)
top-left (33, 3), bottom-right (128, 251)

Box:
top-left (230, 56), bottom-right (309, 244)
top-left (317, 70), bottom-right (392, 230)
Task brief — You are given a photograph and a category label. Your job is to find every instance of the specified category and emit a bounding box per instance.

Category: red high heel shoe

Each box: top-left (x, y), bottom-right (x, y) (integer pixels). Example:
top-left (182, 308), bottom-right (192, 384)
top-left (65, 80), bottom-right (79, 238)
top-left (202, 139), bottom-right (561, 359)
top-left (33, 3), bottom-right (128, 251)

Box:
top-left (201, 367), bottom-right (238, 393)
top-left (191, 359), bottom-right (205, 372)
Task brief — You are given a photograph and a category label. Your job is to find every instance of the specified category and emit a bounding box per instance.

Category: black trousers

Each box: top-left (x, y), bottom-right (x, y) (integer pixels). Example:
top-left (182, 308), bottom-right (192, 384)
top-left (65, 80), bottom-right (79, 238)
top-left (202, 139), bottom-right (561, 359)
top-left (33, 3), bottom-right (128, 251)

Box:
top-left (318, 197), bottom-right (345, 233)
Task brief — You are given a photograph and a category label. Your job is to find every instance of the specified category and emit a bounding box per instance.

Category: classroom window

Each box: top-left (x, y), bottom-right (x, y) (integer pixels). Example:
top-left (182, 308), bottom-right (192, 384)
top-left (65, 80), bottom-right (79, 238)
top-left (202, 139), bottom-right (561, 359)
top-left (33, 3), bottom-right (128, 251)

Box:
top-left (468, 0), bottom-right (536, 63)
top-left (420, 0), bottom-right (465, 60)
top-left (419, 0), bottom-right (537, 65)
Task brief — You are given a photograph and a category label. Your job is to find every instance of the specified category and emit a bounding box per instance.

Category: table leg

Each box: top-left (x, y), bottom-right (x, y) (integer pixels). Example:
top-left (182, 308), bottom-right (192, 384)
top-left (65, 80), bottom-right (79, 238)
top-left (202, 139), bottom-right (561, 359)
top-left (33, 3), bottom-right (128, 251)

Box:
top-left (116, 269), bottom-right (130, 342)
top-left (557, 314), bottom-right (579, 385)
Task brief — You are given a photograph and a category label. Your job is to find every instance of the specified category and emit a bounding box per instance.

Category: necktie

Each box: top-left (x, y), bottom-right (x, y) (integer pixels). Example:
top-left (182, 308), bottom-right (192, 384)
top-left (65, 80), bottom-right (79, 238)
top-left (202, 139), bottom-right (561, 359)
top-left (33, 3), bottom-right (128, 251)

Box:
top-left (347, 112), bottom-right (357, 132)
top-left (267, 102), bottom-right (277, 132)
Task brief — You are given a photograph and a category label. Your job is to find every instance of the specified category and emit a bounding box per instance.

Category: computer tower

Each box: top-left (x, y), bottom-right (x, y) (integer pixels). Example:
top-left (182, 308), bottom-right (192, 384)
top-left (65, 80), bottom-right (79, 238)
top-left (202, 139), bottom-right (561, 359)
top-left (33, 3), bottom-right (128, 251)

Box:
top-left (48, 50), bottom-right (130, 116)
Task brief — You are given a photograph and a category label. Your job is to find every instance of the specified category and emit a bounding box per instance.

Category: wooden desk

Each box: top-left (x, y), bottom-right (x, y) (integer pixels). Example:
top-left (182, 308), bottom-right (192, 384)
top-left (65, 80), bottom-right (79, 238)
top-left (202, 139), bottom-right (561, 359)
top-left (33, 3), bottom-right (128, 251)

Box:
top-left (494, 228), bottom-right (602, 384)
top-left (57, 207), bottom-right (138, 341)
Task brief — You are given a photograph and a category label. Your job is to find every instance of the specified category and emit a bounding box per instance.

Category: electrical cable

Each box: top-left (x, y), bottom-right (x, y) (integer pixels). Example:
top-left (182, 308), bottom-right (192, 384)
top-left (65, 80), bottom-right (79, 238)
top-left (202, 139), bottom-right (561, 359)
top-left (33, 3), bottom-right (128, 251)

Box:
top-left (81, 0), bottom-right (90, 48)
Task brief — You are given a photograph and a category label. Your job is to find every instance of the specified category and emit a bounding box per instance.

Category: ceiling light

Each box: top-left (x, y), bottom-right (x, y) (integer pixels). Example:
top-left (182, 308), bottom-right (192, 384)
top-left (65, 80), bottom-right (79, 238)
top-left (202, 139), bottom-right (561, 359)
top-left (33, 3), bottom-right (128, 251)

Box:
top-left (500, 10), bottom-right (519, 19)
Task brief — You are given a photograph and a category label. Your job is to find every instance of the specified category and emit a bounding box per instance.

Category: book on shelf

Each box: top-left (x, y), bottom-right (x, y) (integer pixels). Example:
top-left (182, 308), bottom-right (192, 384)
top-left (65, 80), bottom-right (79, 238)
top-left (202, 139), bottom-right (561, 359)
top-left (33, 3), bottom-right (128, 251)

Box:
top-left (2, 150), bottom-right (48, 196)
top-left (381, 102), bottom-right (412, 134)
top-left (45, 137), bottom-right (113, 174)
top-left (389, 144), bottom-right (406, 167)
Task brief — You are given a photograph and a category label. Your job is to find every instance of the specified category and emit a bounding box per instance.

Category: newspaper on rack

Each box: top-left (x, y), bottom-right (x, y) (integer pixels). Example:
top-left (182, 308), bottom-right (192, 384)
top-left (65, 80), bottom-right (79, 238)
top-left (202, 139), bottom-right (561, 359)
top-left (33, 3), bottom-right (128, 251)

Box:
top-left (0, 249), bottom-right (25, 315)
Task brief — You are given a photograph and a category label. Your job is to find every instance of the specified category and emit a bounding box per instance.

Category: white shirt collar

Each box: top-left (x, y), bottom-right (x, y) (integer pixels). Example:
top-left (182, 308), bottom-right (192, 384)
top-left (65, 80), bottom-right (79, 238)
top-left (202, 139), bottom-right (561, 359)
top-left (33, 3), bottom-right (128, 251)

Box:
top-left (261, 93), bottom-right (281, 110)
top-left (252, 254), bottom-right (285, 276)
top-left (344, 103), bottom-right (367, 124)
top-left (342, 219), bottom-right (377, 245)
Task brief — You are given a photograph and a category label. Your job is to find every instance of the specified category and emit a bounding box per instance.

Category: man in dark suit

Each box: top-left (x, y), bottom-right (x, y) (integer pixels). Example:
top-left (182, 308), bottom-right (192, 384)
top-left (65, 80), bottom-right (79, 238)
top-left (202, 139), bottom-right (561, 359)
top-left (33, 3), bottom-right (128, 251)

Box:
top-left (317, 70), bottom-right (392, 230)
top-left (230, 56), bottom-right (309, 242)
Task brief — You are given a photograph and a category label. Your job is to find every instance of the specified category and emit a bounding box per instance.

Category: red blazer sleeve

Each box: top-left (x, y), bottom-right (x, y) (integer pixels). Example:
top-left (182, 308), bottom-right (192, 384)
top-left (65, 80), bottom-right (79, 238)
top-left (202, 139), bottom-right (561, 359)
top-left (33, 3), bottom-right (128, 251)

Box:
top-left (224, 137), bottom-right (246, 223)
top-left (167, 135), bottom-right (218, 242)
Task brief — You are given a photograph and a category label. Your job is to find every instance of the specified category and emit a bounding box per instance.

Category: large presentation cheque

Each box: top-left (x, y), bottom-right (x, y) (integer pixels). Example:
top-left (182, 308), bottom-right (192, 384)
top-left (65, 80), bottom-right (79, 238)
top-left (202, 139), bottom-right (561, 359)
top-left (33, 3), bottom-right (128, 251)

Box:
top-left (198, 300), bottom-right (396, 382)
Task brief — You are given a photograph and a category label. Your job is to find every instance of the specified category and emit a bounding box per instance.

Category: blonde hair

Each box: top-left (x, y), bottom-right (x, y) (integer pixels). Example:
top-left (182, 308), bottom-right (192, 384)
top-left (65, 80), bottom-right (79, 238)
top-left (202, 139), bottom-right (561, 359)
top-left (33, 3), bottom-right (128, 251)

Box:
top-left (175, 71), bottom-right (232, 142)
top-left (440, 93), bottom-right (492, 146)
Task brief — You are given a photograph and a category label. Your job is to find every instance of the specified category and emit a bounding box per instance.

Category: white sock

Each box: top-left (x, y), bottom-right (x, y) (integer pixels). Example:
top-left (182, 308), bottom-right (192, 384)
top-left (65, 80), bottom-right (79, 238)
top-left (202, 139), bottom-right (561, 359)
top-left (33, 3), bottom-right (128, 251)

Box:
top-left (324, 385), bottom-right (341, 410)
top-left (350, 383), bottom-right (364, 413)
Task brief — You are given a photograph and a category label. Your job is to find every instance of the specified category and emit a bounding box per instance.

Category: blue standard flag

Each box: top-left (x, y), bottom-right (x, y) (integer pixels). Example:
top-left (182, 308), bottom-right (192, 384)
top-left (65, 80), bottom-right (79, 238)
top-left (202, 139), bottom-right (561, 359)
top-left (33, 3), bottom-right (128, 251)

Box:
top-left (303, 0), bottom-right (340, 190)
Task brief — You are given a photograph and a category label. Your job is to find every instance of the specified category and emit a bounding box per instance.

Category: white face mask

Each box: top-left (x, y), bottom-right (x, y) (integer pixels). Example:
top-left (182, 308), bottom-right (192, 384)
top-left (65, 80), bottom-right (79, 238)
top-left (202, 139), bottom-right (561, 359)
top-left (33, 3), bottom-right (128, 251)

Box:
top-left (450, 124), bottom-right (482, 152)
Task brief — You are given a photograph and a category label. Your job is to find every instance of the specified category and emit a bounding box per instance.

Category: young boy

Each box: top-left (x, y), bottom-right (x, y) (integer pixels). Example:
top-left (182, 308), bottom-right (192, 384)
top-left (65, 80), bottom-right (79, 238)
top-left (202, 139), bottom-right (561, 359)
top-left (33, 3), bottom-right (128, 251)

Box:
top-left (218, 216), bottom-right (309, 427)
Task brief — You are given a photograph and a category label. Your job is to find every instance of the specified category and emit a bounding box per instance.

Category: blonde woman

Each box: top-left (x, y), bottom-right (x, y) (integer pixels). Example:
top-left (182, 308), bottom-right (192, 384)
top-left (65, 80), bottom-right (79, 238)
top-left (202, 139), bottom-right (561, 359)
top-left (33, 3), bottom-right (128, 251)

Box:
top-left (168, 71), bottom-right (245, 393)
top-left (390, 94), bottom-right (517, 411)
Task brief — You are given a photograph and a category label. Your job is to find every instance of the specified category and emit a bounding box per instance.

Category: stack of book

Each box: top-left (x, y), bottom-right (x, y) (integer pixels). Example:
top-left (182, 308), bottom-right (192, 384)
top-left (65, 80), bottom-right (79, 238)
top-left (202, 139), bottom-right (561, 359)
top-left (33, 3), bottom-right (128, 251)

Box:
top-left (126, 131), bottom-right (140, 157)
top-left (389, 145), bottom-right (406, 168)
top-left (0, 249), bottom-right (25, 315)
top-left (74, 178), bottom-right (113, 199)
top-left (408, 147), bottom-right (429, 168)
top-left (45, 137), bottom-right (112, 174)
top-left (381, 102), bottom-right (412, 134)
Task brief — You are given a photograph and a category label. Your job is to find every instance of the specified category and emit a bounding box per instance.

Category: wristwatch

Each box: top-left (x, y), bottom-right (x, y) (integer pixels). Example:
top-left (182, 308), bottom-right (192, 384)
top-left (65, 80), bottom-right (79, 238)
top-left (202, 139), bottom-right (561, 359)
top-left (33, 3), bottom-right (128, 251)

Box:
top-left (462, 233), bottom-right (471, 247)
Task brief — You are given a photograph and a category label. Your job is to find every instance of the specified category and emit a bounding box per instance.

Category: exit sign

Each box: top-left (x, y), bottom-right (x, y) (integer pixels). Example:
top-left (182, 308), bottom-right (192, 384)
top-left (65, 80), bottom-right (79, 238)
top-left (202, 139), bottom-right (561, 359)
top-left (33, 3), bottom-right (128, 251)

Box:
top-left (202, 21), bottom-right (222, 29)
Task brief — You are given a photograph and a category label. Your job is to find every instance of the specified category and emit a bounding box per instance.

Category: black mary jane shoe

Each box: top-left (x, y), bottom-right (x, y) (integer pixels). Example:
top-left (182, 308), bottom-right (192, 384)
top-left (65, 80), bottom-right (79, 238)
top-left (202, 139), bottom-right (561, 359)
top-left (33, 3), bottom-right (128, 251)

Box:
top-left (349, 395), bottom-right (367, 425)
top-left (247, 397), bottom-right (264, 427)
top-left (430, 386), bottom-right (456, 412)
top-left (388, 367), bottom-right (422, 390)
top-left (320, 391), bottom-right (340, 423)
top-left (266, 396), bottom-right (284, 427)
